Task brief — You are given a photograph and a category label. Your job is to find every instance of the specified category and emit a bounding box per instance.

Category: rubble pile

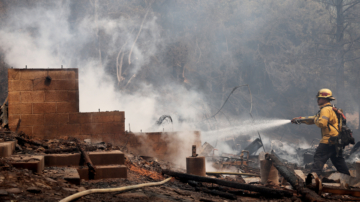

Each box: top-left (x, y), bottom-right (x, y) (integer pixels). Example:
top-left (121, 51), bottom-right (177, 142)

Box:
top-left (1, 128), bottom-right (360, 201)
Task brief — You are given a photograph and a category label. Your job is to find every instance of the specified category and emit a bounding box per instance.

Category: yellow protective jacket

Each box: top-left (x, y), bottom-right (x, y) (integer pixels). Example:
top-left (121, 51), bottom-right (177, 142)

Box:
top-left (298, 102), bottom-right (339, 144)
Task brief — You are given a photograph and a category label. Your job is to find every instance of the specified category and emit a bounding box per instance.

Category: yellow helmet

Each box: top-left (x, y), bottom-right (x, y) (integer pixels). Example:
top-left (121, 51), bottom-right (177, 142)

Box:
top-left (316, 88), bottom-right (335, 100)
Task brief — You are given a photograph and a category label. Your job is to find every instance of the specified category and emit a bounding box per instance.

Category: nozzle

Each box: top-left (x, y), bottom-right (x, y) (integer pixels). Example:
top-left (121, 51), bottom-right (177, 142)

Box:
top-left (291, 118), bottom-right (301, 124)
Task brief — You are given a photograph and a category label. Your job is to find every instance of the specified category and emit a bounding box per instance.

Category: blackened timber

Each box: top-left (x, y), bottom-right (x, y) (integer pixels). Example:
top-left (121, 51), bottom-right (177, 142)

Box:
top-left (44, 145), bottom-right (97, 154)
top-left (265, 153), bottom-right (325, 202)
top-left (74, 138), bottom-right (96, 180)
top-left (162, 170), bottom-right (292, 198)
top-left (196, 187), bottom-right (237, 200)
top-left (240, 138), bottom-right (263, 155)
top-left (45, 147), bottom-right (78, 154)
top-left (15, 136), bottom-right (47, 148)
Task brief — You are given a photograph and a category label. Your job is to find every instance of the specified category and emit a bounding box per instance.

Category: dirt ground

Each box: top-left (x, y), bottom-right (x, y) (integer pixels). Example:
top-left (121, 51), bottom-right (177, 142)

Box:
top-left (1, 131), bottom-right (360, 202)
top-left (0, 156), bottom-right (295, 202)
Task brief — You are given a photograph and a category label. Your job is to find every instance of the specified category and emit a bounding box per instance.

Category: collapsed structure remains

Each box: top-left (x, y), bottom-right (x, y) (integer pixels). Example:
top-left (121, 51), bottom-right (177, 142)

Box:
top-left (1, 68), bottom-right (360, 201)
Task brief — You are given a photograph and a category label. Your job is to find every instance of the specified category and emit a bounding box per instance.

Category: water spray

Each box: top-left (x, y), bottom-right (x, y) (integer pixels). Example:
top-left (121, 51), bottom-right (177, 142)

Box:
top-left (249, 113), bottom-right (265, 152)
top-left (203, 119), bottom-right (291, 141)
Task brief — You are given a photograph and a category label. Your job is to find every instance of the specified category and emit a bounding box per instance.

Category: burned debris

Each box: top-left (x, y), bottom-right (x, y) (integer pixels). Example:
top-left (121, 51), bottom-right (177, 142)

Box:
top-left (156, 115), bottom-right (173, 126)
top-left (1, 68), bottom-right (360, 201)
top-left (2, 124), bottom-right (360, 201)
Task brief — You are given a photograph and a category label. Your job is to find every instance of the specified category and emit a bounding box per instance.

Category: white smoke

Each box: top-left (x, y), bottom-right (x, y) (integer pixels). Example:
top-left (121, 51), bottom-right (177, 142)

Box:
top-left (0, 1), bottom-right (314, 168)
top-left (0, 1), bottom-right (208, 132)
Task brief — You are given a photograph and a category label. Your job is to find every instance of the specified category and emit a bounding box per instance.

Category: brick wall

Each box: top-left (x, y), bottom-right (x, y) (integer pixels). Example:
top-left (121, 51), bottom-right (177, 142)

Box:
top-left (67, 112), bottom-right (125, 142)
top-left (7, 68), bottom-right (200, 161)
top-left (7, 69), bottom-right (125, 141)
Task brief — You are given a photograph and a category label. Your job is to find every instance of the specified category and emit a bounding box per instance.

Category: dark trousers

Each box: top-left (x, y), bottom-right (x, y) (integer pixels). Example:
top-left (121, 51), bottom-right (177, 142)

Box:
top-left (310, 143), bottom-right (350, 176)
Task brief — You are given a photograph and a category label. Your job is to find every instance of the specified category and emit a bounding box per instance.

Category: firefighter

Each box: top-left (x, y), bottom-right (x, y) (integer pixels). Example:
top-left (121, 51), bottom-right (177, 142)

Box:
top-left (291, 88), bottom-right (350, 177)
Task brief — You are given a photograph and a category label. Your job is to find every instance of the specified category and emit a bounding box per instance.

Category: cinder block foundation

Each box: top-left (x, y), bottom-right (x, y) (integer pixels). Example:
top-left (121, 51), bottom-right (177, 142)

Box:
top-left (88, 151), bottom-right (124, 165)
top-left (44, 153), bottom-right (81, 167)
top-left (7, 69), bottom-right (125, 140)
top-left (64, 168), bottom-right (81, 185)
top-left (44, 151), bottom-right (125, 167)
top-left (9, 155), bottom-right (44, 174)
top-left (0, 141), bottom-right (16, 157)
top-left (77, 165), bottom-right (127, 180)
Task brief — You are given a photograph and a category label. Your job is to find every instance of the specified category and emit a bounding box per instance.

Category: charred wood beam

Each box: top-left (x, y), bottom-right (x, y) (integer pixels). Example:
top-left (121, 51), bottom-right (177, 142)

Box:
top-left (85, 145), bottom-right (98, 151)
top-left (196, 187), bottom-right (237, 200)
top-left (162, 170), bottom-right (292, 198)
top-left (44, 145), bottom-right (97, 154)
top-left (15, 136), bottom-right (48, 149)
top-left (74, 138), bottom-right (96, 180)
top-left (45, 147), bottom-right (78, 154)
top-left (187, 179), bottom-right (260, 199)
top-left (265, 153), bottom-right (325, 202)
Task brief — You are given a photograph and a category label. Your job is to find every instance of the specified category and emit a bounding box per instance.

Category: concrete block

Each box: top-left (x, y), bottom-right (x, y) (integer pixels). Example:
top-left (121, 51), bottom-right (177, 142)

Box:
top-left (18, 126), bottom-right (33, 135)
top-left (77, 165), bottom-right (127, 180)
top-left (69, 113), bottom-right (92, 124)
top-left (0, 142), bottom-right (15, 157)
top-left (44, 113), bottom-right (69, 125)
top-left (8, 69), bottom-right (20, 80)
top-left (48, 69), bottom-right (78, 80)
top-left (9, 155), bottom-right (44, 174)
top-left (32, 125), bottom-right (57, 138)
top-left (57, 102), bottom-right (79, 113)
top-left (102, 123), bottom-right (123, 134)
top-left (19, 80), bottom-right (33, 91)
top-left (8, 80), bottom-right (20, 91)
top-left (68, 91), bottom-right (79, 103)
top-left (21, 114), bottom-right (44, 126)
top-left (8, 103), bottom-right (32, 114)
top-left (92, 113), bottom-right (114, 123)
top-left (8, 115), bottom-right (20, 126)
top-left (81, 123), bottom-right (103, 135)
top-left (33, 103), bottom-right (57, 114)
top-left (93, 134), bottom-right (116, 144)
top-left (8, 91), bottom-right (21, 103)
top-left (58, 124), bottom-right (81, 136)
top-left (44, 153), bottom-right (81, 167)
top-left (45, 91), bottom-right (68, 102)
top-left (20, 70), bottom-right (45, 80)
top-left (113, 112), bottom-right (125, 122)
top-left (89, 151), bottom-right (125, 165)
top-left (33, 79), bottom-right (56, 90)
top-left (20, 91), bottom-right (45, 103)
top-left (44, 151), bottom-right (124, 167)
top-left (8, 141), bottom-right (16, 152)
top-left (64, 168), bottom-right (81, 185)
top-left (92, 112), bottom-right (125, 123)
top-left (53, 80), bottom-right (78, 90)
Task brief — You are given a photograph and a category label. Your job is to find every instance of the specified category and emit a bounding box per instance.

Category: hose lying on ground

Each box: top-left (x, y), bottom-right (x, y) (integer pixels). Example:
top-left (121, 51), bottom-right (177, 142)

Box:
top-left (59, 177), bottom-right (172, 202)
top-left (206, 172), bottom-right (259, 177)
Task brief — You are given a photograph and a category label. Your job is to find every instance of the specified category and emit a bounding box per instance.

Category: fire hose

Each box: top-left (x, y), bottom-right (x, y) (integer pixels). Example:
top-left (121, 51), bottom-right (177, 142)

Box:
top-left (206, 172), bottom-right (259, 177)
top-left (59, 177), bottom-right (172, 202)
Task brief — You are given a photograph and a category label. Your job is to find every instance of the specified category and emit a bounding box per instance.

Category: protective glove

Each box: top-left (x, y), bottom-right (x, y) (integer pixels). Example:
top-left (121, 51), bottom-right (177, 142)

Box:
top-left (291, 117), bottom-right (302, 124)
